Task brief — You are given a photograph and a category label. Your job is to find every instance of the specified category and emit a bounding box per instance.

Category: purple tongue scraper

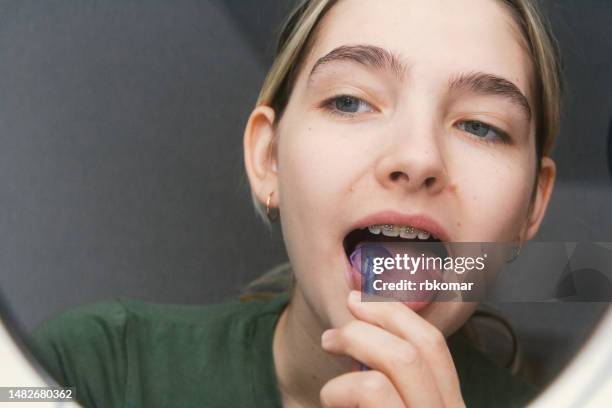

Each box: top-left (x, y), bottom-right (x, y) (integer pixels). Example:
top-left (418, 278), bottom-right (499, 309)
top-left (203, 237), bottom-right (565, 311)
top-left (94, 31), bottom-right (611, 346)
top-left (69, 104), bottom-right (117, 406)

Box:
top-left (349, 243), bottom-right (393, 371)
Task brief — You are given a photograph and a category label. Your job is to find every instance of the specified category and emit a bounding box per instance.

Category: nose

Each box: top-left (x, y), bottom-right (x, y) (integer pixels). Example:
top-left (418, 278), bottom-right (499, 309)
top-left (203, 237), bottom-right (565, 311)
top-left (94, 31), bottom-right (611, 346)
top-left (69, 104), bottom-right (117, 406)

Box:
top-left (374, 123), bottom-right (448, 195)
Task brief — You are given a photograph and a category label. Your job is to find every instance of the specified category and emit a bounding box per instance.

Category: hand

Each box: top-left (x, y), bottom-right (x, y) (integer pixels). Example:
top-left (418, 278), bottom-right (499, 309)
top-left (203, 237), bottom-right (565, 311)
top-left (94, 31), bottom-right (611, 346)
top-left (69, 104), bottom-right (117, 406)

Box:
top-left (319, 290), bottom-right (465, 408)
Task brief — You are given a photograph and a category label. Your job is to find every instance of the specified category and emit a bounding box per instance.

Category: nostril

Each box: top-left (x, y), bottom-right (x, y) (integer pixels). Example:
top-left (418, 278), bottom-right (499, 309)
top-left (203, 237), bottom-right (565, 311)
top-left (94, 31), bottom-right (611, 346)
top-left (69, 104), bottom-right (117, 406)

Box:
top-left (390, 171), bottom-right (407, 181)
top-left (424, 176), bottom-right (436, 188)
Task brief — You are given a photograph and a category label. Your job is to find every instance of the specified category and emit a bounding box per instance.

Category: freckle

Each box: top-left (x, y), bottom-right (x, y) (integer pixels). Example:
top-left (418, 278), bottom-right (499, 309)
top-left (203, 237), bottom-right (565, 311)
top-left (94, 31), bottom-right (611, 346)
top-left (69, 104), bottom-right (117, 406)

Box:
top-left (457, 221), bottom-right (461, 227)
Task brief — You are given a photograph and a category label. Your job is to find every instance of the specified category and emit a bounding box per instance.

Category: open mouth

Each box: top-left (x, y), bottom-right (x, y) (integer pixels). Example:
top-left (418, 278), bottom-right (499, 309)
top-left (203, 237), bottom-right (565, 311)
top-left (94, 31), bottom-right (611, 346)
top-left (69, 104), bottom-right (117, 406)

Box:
top-left (342, 224), bottom-right (450, 309)
top-left (342, 224), bottom-right (448, 261)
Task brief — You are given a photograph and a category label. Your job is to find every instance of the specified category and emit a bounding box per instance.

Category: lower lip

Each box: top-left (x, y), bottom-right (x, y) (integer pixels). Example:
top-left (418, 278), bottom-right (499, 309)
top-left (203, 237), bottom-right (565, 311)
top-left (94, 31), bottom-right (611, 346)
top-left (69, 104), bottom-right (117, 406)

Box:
top-left (344, 253), bottom-right (435, 312)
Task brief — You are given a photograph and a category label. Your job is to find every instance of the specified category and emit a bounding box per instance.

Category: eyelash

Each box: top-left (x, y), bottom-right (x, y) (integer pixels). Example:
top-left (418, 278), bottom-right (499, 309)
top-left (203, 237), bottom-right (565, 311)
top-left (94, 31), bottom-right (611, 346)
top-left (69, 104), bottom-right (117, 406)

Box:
top-left (455, 120), bottom-right (512, 145)
top-left (320, 94), bottom-right (511, 145)
top-left (320, 94), bottom-right (375, 118)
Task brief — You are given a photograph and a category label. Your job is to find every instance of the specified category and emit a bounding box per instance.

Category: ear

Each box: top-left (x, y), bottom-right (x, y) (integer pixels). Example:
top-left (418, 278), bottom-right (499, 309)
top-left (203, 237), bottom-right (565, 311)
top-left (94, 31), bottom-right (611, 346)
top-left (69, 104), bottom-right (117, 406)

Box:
top-left (522, 156), bottom-right (556, 241)
top-left (243, 105), bottom-right (279, 207)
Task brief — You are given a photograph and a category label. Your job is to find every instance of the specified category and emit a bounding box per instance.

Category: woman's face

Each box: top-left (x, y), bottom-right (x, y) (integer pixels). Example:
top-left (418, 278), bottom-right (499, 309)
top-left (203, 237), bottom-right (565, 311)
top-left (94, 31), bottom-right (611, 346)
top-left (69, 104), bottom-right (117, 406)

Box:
top-left (247, 0), bottom-right (554, 334)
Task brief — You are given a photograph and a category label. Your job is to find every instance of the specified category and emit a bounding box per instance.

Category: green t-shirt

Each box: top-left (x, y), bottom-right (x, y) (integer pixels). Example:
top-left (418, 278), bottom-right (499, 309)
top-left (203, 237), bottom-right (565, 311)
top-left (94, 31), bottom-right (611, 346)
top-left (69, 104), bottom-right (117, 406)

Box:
top-left (27, 293), bottom-right (537, 408)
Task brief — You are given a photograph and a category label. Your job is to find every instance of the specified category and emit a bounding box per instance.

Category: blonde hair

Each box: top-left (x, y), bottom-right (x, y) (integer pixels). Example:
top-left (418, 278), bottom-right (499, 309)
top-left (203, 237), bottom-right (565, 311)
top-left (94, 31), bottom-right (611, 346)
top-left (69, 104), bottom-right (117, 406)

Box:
top-left (250, 0), bottom-right (564, 223)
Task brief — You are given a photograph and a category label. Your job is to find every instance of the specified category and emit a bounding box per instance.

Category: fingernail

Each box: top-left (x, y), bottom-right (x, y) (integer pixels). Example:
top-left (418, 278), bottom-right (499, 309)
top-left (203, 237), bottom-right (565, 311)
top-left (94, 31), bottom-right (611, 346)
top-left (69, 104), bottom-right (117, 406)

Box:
top-left (349, 290), bottom-right (360, 303)
top-left (321, 329), bottom-right (337, 347)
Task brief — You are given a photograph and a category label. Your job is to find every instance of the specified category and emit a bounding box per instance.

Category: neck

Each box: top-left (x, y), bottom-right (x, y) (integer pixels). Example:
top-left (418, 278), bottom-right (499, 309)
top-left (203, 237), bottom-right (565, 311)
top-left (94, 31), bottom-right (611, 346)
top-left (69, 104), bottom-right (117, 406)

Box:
top-left (273, 287), bottom-right (353, 408)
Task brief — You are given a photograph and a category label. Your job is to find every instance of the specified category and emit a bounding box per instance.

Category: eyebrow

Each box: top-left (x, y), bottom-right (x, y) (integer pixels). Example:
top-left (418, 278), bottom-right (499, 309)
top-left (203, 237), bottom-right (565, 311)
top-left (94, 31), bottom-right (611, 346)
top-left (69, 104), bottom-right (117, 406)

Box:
top-left (309, 44), bottom-right (532, 121)
top-left (448, 71), bottom-right (532, 121)
top-left (309, 44), bottom-right (408, 81)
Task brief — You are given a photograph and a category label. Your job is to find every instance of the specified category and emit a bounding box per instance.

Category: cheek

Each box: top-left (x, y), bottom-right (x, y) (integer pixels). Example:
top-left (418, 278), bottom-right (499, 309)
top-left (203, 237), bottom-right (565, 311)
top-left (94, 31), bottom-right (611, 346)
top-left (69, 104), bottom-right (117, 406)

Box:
top-left (452, 151), bottom-right (534, 240)
top-left (276, 120), bottom-right (365, 225)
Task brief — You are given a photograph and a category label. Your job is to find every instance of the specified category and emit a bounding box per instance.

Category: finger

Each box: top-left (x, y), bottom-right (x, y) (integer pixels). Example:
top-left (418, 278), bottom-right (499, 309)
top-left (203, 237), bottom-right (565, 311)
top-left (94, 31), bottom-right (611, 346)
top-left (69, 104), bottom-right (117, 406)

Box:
top-left (348, 290), bottom-right (463, 405)
top-left (320, 370), bottom-right (404, 408)
top-left (322, 320), bottom-right (445, 407)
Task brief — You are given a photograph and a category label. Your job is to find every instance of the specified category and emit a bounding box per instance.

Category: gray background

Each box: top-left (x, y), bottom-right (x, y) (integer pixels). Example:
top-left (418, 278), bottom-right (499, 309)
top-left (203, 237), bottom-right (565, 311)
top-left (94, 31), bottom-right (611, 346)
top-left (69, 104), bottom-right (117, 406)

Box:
top-left (0, 0), bottom-right (610, 387)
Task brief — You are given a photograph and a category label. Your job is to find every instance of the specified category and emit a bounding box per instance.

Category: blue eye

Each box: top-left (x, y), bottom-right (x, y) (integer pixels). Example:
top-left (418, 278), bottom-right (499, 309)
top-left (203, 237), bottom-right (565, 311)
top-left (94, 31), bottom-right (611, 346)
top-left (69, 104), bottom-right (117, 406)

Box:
top-left (326, 95), bottom-right (374, 115)
top-left (457, 120), bottom-right (508, 143)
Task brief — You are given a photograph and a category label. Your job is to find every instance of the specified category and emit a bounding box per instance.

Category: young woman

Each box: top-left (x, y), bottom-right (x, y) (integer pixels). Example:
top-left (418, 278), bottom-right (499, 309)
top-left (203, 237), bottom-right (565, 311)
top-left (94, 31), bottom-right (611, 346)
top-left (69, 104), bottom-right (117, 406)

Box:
top-left (30, 0), bottom-right (562, 407)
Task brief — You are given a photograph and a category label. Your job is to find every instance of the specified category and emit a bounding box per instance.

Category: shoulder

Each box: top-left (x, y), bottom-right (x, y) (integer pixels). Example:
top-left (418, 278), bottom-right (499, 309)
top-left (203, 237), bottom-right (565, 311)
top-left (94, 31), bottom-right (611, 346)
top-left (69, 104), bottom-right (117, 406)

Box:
top-left (30, 298), bottom-right (129, 368)
top-left (447, 332), bottom-right (538, 408)
top-left (29, 293), bottom-right (289, 407)
top-left (29, 292), bottom-right (288, 364)
top-left (115, 292), bottom-right (287, 327)
top-left (32, 298), bottom-right (128, 339)
top-left (29, 298), bottom-right (129, 408)
top-left (31, 292), bottom-right (287, 345)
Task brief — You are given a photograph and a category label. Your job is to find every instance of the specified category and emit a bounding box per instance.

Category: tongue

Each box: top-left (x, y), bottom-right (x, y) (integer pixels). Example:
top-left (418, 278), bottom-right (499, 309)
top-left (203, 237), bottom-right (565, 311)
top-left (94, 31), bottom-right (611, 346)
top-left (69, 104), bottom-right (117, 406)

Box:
top-left (349, 241), bottom-right (441, 303)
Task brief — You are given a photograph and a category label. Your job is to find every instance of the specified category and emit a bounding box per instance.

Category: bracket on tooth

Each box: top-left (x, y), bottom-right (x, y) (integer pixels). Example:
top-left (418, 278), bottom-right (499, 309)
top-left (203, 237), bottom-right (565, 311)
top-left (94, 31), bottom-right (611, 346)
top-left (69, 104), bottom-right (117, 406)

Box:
top-left (366, 224), bottom-right (433, 240)
top-left (417, 230), bottom-right (431, 240)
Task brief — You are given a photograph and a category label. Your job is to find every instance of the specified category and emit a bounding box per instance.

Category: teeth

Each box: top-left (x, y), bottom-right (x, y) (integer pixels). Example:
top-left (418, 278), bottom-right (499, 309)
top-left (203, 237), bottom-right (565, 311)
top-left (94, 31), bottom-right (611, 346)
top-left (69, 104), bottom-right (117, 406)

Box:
top-left (382, 224), bottom-right (400, 237)
top-left (368, 225), bottom-right (382, 234)
top-left (366, 224), bottom-right (434, 240)
top-left (400, 226), bottom-right (417, 239)
top-left (417, 230), bottom-right (430, 240)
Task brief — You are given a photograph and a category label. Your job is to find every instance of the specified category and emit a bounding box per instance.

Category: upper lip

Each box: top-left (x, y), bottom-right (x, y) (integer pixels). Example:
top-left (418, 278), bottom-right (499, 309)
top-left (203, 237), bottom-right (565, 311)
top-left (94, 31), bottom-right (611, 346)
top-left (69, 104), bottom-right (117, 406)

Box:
top-left (345, 210), bottom-right (451, 242)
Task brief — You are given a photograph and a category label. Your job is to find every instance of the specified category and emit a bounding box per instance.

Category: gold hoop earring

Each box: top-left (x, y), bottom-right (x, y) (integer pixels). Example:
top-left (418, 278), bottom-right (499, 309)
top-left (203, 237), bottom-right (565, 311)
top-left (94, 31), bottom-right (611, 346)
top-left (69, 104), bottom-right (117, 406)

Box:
top-left (506, 240), bottom-right (523, 263)
top-left (266, 192), bottom-right (278, 223)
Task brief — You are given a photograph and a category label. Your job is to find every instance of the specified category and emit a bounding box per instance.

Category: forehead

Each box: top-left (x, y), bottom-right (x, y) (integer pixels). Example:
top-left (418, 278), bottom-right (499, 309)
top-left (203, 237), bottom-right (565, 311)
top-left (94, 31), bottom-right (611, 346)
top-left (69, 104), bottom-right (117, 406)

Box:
top-left (303, 0), bottom-right (534, 102)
